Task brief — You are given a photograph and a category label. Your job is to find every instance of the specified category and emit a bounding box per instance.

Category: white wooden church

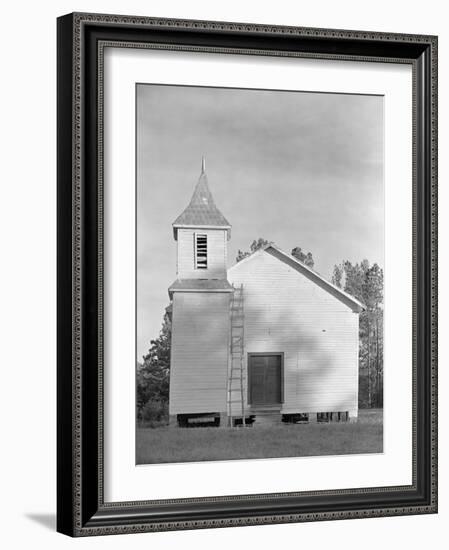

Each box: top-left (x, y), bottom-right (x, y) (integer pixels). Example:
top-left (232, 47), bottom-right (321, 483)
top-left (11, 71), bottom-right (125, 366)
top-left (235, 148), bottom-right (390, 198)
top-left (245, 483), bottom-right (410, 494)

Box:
top-left (168, 160), bottom-right (364, 427)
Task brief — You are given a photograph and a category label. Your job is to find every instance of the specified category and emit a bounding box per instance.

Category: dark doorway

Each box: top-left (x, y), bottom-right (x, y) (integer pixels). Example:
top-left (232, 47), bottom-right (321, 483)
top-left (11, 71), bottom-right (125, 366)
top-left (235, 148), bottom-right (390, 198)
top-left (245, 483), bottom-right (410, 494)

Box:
top-left (248, 354), bottom-right (283, 406)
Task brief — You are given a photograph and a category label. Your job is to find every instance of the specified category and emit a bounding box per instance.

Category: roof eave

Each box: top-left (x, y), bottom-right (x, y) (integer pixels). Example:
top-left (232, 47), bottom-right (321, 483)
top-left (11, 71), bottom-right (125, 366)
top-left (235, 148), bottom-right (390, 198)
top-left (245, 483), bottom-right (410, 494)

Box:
top-left (168, 285), bottom-right (234, 299)
top-left (268, 245), bottom-right (365, 311)
top-left (173, 224), bottom-right (232, 240)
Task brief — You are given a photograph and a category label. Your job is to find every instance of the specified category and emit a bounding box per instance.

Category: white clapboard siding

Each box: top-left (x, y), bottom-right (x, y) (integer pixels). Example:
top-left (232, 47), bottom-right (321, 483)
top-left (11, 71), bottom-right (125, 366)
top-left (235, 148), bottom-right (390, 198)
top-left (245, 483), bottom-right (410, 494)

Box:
top-left (169, 291), bottom-right (230, 414)
top-left (177, 228), bottom-right (227, 279)
top-left (228, 249), bottom-right (360, 417)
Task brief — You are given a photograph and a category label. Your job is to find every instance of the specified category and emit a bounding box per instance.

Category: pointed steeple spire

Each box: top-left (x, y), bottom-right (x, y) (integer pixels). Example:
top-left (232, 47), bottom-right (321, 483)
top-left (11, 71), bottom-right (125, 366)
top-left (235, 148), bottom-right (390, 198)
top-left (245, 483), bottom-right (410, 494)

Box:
top-left (172, 159), bottom-right (231, 240)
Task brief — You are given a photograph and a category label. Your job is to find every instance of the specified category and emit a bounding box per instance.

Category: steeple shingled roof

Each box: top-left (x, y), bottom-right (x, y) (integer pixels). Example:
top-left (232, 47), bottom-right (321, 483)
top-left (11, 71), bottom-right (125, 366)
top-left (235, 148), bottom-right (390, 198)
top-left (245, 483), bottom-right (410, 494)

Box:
top-left (172, 159), bottom-right (231, 240)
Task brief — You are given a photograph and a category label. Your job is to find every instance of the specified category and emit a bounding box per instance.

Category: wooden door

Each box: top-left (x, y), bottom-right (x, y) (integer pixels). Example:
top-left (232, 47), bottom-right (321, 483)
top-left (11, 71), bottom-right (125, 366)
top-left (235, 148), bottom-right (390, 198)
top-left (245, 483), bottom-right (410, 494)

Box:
top-left (249, 354), bottom-right (282, 406)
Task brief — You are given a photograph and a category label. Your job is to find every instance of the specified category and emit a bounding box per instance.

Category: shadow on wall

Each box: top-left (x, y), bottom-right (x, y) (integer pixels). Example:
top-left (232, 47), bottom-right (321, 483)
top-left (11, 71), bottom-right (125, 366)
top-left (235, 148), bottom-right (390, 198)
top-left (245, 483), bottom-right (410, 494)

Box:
top-left (168, 294), bottom-right (232, 413)
top-left (243, 302), bottom-right (358, 413)
top-left (139, 293), bottom-right (378, 424)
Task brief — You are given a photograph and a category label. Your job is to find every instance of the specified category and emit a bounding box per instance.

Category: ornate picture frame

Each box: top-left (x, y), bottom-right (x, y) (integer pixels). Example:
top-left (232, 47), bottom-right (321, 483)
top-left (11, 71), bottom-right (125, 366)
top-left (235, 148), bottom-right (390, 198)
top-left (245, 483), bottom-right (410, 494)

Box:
top-left (57, 12), bottom-right (437, 536)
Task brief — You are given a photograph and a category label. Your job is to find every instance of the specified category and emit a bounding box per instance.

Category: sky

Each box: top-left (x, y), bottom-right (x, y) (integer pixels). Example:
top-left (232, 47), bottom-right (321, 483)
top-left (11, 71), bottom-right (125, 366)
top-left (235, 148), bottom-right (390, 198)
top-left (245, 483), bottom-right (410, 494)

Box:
top-left (136, 84), bottom-right (384, 359)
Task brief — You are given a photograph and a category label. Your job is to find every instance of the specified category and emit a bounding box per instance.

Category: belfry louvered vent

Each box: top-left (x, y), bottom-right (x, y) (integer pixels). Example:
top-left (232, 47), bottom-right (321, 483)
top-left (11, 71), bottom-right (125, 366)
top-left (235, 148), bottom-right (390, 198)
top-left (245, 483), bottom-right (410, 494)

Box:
top-left (195, 234), bottom-right (208, 269)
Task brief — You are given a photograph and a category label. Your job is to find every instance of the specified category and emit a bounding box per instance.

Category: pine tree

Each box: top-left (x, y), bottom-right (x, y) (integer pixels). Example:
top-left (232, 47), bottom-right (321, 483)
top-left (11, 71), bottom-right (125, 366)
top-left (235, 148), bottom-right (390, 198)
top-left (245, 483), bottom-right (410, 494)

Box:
top-left (333, 259), bottom-right (384, 409)
top-left (363, 263), bottom-right (383, 407)
top-left (332, 264), bottom-right (344, 288)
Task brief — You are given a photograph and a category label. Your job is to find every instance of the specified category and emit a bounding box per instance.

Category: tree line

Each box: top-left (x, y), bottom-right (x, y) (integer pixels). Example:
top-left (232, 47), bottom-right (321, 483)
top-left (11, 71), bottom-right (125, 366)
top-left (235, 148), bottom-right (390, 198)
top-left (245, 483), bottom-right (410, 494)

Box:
top-left (332, 260), bottom-right (383, 407)
top-left (136, 309), bottom-right (171, 424)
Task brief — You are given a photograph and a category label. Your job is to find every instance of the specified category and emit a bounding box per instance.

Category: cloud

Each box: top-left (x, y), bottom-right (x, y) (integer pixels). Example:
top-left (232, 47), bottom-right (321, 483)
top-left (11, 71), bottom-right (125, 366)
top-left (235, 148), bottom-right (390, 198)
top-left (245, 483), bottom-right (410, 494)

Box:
top-left (136, 84), bottom-right (384, 357)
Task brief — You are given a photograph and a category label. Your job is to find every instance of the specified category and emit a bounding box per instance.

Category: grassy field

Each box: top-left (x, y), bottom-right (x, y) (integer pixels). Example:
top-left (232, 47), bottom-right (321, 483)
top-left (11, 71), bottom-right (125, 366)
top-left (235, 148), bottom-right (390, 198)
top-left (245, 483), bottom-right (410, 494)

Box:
top-left (136, 409), bottom-right (383, 464)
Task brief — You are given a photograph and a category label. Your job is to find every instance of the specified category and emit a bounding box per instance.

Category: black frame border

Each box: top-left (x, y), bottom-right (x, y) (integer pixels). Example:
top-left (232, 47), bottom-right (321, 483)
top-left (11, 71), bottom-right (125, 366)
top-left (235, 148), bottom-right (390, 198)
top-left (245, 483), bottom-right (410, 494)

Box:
top-left (57, 12), bottom-right (438, 537)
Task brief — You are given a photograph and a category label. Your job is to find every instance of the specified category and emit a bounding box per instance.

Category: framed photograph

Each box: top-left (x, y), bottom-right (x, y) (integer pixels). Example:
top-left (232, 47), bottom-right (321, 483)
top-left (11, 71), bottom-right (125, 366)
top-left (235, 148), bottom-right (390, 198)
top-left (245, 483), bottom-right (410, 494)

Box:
top-left (57, 12), bottom-right (438, 536)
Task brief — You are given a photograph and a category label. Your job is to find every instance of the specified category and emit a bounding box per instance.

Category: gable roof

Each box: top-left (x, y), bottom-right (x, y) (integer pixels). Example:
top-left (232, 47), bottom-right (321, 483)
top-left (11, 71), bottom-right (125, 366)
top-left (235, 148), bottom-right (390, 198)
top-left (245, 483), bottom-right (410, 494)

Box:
top-left (172, 160), bottom-right (231, 240)
top-left (228, 244), bottom-right (365, 313)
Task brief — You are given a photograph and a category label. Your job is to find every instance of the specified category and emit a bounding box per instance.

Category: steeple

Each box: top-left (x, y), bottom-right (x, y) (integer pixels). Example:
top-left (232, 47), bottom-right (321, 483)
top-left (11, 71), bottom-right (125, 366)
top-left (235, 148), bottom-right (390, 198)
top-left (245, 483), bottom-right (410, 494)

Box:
top-left (172, 159), bottom-right (231, 240)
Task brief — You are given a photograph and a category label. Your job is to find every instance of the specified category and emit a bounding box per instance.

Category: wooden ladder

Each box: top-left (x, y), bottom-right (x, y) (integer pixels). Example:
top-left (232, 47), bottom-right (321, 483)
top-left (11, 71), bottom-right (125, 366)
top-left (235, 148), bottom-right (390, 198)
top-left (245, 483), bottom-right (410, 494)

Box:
top-left (228, 284), bottom-right (246, 427)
